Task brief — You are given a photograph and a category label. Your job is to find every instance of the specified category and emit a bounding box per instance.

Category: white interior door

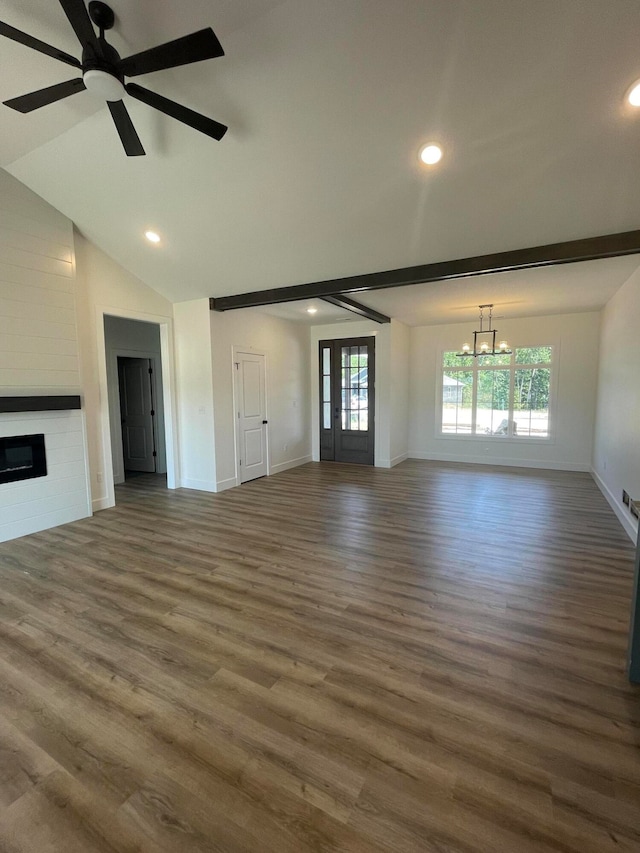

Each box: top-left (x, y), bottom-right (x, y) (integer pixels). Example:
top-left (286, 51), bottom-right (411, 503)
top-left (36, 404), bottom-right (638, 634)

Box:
top-left (118, 357), bottom-right (156, 473)
top-left (235, 351), bottom-right (268, 483)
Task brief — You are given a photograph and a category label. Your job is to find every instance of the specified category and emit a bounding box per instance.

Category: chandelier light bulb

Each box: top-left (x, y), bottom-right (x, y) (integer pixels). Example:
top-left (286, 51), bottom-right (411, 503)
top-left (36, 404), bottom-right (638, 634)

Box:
top-left (499, 340), bottom-right (508, 351)
top-left (462, 343), bottom-right (470, 353)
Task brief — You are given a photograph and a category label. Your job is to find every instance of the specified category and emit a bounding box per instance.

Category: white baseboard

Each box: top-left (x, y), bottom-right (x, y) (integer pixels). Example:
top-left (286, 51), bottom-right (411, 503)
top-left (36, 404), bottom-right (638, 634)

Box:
top-left (390, 453), bottom-right (408, 468)
top-left (376, 454), bottom-right (408, 469)
top-left (179, 478), bottom-right (217, 492)
top-left (92, 496), bottom-right (112, 512)
top-left (215, 476), bottom-right (237, 492)
top-left (270, 455), bottom-right (312, 476)
top-left (591, 467), bottom-right (638, 543)
top-left (407, 451), bottom-right (590, 473)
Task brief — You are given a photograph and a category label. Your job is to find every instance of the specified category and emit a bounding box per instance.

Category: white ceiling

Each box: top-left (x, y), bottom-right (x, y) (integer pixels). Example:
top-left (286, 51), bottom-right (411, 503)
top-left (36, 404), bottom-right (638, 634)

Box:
top-left (2, 0), bottom-right (640, 324)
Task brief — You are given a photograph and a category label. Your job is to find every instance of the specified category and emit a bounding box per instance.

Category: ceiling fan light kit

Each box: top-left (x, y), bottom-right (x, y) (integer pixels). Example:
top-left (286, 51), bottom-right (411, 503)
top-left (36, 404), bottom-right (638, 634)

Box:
top-left (0, 0), bottom-right (227, 156)
top-left (82, 69), bottom-right (124, 101)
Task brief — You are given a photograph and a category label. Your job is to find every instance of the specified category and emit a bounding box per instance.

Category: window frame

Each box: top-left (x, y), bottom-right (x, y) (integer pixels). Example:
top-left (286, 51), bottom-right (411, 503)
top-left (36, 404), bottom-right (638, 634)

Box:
top-left (437, 345), bottom-right (556, 442)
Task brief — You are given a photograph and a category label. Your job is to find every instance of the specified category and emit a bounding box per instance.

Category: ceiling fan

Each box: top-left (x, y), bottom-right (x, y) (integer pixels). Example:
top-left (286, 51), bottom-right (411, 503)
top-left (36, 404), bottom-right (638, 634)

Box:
top-left (0, 0), bottom-right (227, 156)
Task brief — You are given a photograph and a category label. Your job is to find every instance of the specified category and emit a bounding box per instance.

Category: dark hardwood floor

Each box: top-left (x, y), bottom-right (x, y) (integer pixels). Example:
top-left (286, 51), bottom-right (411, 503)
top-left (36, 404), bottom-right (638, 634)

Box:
top-left (0, 460), bottom-right (638, 852)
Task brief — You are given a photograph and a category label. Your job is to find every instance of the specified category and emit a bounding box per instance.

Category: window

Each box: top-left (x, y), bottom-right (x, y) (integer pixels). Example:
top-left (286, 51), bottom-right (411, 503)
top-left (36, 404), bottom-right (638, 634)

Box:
top-left (341, 345), bottom-right (369, 431)
top-left (441, 346), bottom-right (552, 438)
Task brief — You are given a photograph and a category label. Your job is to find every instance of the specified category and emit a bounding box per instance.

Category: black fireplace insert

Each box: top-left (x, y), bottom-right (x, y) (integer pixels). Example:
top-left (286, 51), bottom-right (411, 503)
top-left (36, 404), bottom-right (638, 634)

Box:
top-left (0, 434), bottom-right (47, 485)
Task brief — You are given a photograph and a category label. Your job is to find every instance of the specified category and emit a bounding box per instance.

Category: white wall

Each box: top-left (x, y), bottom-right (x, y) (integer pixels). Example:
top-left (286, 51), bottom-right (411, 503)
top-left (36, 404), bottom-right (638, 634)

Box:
top-left (211, 308), bottom-right (311, 490)
top-left (0, 169), bottom-right (90, 541)
top-left (173, 298), bottom-right (217, 492)
top-left (74, 232), bottom-right (177, 510)
top-left (103, 315), bottom-right (167, 483)
top-left (409, 311), bottom-right (600, 472)
top-left (390, 320), bottom-right (410, 466)
top-left (593, 268), bottom-right (640, 541)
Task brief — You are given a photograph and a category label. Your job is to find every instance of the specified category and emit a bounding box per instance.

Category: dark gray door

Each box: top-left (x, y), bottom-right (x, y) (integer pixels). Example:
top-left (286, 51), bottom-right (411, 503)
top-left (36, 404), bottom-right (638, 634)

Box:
top-left (319, 337), bottom-right (375, 465)
top-left (118, 357), bottom-right (156, 473)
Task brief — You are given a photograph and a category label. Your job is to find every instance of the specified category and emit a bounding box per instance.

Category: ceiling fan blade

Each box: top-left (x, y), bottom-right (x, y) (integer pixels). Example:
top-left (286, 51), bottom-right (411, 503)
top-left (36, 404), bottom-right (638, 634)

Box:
top-left (119, 28), bottom-right (223, 78)
top-left (3, 78), bottom-right (85, 113)
top-left (0, 21), bottom-right (81, 68)
top-left (126, 83), bottom-right (227, 141)
top-left (107, 100), bottom-right (145, 156)
top-left (58, 0), bottom-right (101, 54)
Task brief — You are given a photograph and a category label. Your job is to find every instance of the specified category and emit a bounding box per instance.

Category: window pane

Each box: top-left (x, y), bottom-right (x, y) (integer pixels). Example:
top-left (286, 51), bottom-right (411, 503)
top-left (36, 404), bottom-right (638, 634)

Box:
top-left (442, 371), bottom-right (473, 434)
top-left (475, 369), bottom-right (510, 435)
top-left (322, 347), bottom-right (330, 375)
top-left (516, 346), bottom-right (552, 364)
top-left (351, 388), bottom-right (368, 409)
top-left (443, 351), bottom-right (473, 368)
top-left (477, 353), bottom-right (511, 367)
top-left (323, 402), bottom-right (331, 429)
top-left (323, 375), bottom-right (330, 402)
top-left (514, 368), bottom-right (550, 437)
top-left (359, 409), bottom-right (368, 431)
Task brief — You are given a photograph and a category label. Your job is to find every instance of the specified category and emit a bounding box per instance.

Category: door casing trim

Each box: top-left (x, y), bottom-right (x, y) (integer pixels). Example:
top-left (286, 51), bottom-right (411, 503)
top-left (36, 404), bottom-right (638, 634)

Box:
top-left (96, 307), bottom-right (179, 510)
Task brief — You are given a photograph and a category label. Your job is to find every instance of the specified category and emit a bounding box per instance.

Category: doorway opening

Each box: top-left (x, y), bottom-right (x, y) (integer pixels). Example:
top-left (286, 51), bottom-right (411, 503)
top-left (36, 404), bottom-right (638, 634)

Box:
top-left (319, 336), bottom-right (375, 465)
top-left (104, 316), bottom-right (167, 490)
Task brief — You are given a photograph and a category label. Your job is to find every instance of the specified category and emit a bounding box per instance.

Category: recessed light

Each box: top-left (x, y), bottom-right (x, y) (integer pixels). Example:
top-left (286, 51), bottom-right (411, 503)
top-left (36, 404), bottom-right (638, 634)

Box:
top-left (627, 79), bottom-right (640, 106)
top-left (307, 307), bottom-right (318, 314)
top-left (419, 143), bottom-right (443, 165)
top-left (145, 230), bottom-right (161, 244)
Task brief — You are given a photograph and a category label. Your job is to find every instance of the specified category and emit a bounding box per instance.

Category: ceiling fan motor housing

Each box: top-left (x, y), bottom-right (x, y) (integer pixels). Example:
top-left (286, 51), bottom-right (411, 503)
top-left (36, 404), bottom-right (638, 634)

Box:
top-left (82, 35), bottom-right (124, 102)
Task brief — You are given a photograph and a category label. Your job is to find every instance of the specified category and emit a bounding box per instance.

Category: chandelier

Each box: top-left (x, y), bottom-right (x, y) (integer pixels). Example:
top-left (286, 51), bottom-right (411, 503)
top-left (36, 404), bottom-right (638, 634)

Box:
top-left (457, 304), bottom-right (511, 358)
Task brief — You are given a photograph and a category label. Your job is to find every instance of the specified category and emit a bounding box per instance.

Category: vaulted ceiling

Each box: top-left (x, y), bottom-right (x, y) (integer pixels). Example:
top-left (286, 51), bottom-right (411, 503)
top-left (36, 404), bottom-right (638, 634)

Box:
top-left (2, 0), bottom-right (640, 323)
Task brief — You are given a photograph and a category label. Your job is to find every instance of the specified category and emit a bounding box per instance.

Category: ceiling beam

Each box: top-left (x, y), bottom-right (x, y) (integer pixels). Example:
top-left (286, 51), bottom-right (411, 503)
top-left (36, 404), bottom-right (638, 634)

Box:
top-left (209, 229), bottom-right (640, 312)
top-left (320, 294), bottom-right (390, 324)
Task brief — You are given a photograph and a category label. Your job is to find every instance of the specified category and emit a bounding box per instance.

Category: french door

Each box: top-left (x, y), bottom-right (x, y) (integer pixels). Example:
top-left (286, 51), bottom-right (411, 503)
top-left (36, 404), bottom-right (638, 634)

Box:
top-left (319, 337), bottom-right (375, 465)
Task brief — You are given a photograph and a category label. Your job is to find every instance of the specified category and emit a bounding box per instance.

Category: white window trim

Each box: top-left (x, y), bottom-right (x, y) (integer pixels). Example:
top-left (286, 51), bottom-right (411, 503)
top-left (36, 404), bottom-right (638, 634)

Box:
top-left (436, 345), bottom-right (558, 443)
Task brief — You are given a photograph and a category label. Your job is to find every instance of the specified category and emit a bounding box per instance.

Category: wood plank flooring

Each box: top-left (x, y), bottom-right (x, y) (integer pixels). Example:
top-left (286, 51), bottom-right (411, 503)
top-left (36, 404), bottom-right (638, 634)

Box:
top-left (0, 460), bottom-right (638, 852)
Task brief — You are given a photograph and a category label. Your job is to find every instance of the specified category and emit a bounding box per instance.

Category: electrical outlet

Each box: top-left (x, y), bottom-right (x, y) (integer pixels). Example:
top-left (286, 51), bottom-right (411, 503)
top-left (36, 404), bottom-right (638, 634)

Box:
top-left (623, 490), bottom-right (630, 506)
top-left (283, 443), bottom-right (288, 452)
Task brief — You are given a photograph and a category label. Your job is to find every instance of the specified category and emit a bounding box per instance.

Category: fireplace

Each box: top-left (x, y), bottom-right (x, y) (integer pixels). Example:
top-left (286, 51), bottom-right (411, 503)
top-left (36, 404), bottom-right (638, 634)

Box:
top-left (0, 434), bottom-right (47, 485)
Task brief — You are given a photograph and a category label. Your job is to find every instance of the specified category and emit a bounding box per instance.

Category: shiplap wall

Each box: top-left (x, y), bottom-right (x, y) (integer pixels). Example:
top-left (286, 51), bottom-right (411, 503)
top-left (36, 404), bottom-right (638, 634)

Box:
top-left (0, 169), bottom-right (90, 541)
